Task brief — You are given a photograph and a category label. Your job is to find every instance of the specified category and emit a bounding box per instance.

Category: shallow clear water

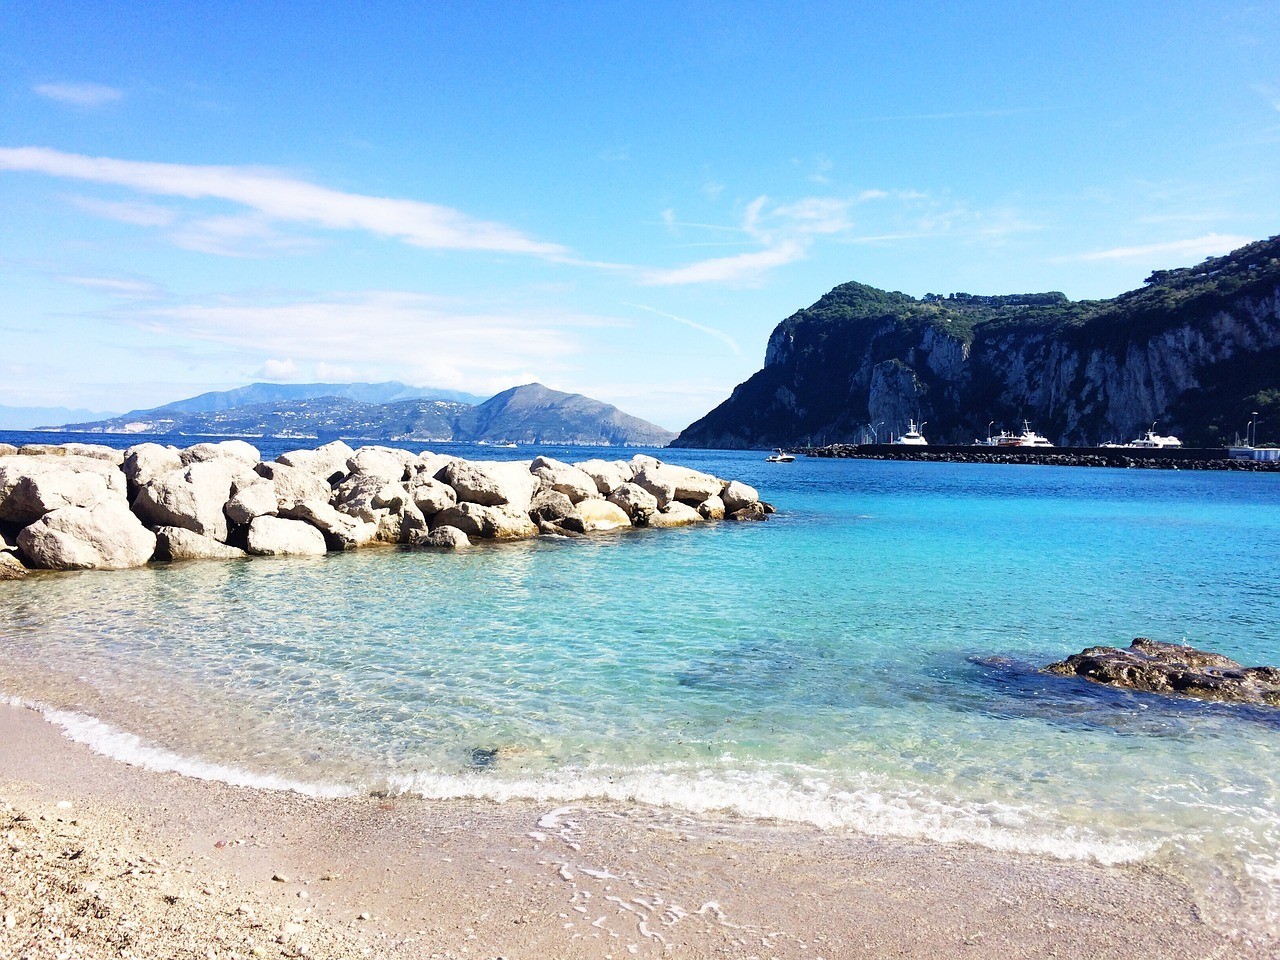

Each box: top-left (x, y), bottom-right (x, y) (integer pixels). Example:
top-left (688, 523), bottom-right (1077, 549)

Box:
top-left (3, 433), bottom-right (1280, 932)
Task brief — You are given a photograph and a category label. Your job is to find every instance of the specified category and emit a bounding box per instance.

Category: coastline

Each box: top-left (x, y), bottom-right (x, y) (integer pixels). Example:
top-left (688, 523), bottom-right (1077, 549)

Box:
top-left (2, 701), bottom-right (1269, 960)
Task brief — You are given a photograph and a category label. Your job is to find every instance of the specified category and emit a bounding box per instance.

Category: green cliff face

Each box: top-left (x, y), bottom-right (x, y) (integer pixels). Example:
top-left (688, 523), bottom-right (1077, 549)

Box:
top-left (673, 236), bottom-right (1280, 448)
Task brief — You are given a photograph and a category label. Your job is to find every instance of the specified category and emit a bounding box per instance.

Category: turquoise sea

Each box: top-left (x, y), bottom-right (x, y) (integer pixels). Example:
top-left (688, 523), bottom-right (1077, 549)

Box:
top-left (2, 432), bottom-right (1280, 935)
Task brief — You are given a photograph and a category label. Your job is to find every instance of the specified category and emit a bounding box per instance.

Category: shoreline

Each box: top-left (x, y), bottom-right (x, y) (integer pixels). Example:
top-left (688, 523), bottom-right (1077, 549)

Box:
top-left (2, 700), bottom-right (1271, 959)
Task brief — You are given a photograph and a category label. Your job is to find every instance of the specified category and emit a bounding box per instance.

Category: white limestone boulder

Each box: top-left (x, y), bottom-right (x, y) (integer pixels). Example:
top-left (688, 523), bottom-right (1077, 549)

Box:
top-left (246, 516), bottom-right (328, 557)
top-left (568, 499), bottom-right (632, 532)
top-left (277, 440), bottom-right (355, 480)
top-left (346, 445), bottom-right (417, 483)
top-left (0, 443), bottom-right (17, 457)
top-left (634, 463), bottom-right (724, 505)
top-left (0, 454), bottom-right (127, 526)
top-left (0, 552), bottom-right (26, 579)
top-left (721, 480), bottom-right (760, 513)
top-left (574, 458), bottom-right (632, 496)
top-left (417, 451), bottom-right (455, 478)
top-left (439, 460), bottom-right (537, 513)
top-left (132, 458), bottom-right (257, 543)
top-left (155, 526), bottom-right (247, 561)
top-left (698, 495), bottom-right (726, 520)
top-left (181, 440), bottom-right (261, 465)
top-left (646, 501), bottom-right (703, 528)
top-left (530, 456), bottom-right (599, 503)
top-left (407, 473), bottom-right (457, 516)
top-left (728, 502), bottom-right (768, 522)
top-left (123, 443), bottom-right (183, 494)
top-left (18, 501), bottom-right (157, 570)
top-left (280, 501), bottom-right (378, 549)
top-left (630, 466), bottom-right (673, 508)
top-left (255, 462), bottom-right (332, 509)
top-left (530, 488), bottom-right (575, 523)
top-left (412, 525), bottom-right (470, 549)
top-left (59, 443), bottom-right (125, 465)
top-left (224, 479), bottom-right (279, 525)
top-left (430, 503), bottom-right (538, 540)
top-left (333, 473), bottom-right (408, 522)
top-left (607, 482), bottom-right (660, 523)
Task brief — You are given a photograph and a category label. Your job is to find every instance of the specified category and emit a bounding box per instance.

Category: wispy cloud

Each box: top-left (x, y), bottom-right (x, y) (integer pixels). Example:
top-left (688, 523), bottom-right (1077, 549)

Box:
top-left (169, 213), bottom-right (322, 257)
top-left (34, 82), bottom-right (123, 107)
top-left (623, 303), bottom-right (740, 354)
top-left (641, 191), bottom-right (870, 286)
top-left (66, 195), bottom-right (178, 227)
top-left (116, 291), bottom-right (606, 394)
top-left (0, 146), bottom-right (568, 257)
top-left (641, 240), bottom-right (806, 286)
top-left (1066, 233), bottom-right (1253, 263)
top-left (59, 275), bottom-right (165, 300)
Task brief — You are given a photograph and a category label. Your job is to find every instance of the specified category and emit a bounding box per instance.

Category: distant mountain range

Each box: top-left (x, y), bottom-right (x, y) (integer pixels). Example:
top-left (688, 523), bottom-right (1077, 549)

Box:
top-left (674, 234), bottom-right (1280, 448)
top-left (0, 404), bottom-right (120, 430)
top-left (40, 381), bottom-right (675, 447)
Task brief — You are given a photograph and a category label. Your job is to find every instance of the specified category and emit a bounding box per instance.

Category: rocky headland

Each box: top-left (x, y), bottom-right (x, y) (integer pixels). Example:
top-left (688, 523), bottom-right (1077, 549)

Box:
top-left (1047, 638), bottom-right (1280, 707)
top-left (673, 234), bottom-right (1280, 449)
top-left (0, 440), bottom-right (771, 577)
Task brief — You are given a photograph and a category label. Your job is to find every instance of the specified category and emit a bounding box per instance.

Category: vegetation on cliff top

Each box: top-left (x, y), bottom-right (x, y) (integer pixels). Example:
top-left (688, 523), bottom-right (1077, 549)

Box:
top-left (676, 235), bottom-right (1280, 448)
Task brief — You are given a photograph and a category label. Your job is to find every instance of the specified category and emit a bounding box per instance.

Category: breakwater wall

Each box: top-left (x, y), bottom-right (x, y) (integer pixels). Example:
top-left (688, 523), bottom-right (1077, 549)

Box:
top-left (798, 444), bottom-right (1280, 471)
top-left (0, 440), bottom-right (772, 577)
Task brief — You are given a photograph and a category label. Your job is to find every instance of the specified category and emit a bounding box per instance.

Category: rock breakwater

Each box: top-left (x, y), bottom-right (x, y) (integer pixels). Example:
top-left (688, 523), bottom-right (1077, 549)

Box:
top-left (801, 444), bottom-right (1280, 470)
top-left (0, 441), bottom-right (773, 575)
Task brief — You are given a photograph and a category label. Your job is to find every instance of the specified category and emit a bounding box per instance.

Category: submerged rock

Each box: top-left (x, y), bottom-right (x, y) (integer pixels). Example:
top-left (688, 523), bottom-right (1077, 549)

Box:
top-left (1046, 638), bottom-right (1280, 707)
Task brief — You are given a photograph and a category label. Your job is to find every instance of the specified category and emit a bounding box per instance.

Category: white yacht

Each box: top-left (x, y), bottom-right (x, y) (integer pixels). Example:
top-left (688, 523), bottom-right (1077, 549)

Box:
top-left (1013, 422), bottom-right (1054, 447)
top-left (765, 449), bottom-right (795, 462)
top-left (893, 420), bottom-right (928, 445)
top-left (1127, 429), bottom-right (1182, 449)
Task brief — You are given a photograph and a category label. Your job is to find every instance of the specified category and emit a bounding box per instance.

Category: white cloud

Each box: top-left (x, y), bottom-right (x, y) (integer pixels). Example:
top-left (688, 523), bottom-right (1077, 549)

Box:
top-left (258, 358), bottom-right (299, 380)
top-left (120, 291), bottom-right (603, 394)
top-left (1067, 233), bottom-right (1253, 263)
top-left (641, 240), bottom-right (806, 286)
top-left (773, 197), bottom-right (853, 235)
top-left (34, 82), bottom-right (123, 107)
top-left (0, 146), bottom-right (568, 257)
top-left (67, 195), bottom-right (178, 227)
top-left (59, 275), bottom-right (165, 300)
top-left (641, 192), bottom-right (860, 286)
top-left (169, 213), bottom-right (321, 257)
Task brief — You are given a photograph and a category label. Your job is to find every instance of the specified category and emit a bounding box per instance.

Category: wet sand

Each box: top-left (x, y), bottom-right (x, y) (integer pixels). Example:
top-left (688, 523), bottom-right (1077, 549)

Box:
top-left (0, 701), bottom-right (1270, 959)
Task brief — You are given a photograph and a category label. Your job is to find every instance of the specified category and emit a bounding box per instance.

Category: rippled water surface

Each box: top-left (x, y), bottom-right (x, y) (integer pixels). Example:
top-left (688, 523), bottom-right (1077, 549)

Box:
top-left (3, 434), bottom-right (1280, 931)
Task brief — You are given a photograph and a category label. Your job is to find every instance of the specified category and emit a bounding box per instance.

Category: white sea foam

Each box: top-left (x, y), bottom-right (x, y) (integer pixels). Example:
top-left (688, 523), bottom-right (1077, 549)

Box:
top-left (2, 695), bottom-right (355, 799)
top-left (383, 762), bottom-right (1158, 866)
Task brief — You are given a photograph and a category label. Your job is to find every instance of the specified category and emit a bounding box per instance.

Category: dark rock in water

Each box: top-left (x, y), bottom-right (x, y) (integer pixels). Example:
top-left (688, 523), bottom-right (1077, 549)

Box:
top-left (469, 747), bottom-right (500, 769)
top-left (1047, 638), bottom-right (1280, 707)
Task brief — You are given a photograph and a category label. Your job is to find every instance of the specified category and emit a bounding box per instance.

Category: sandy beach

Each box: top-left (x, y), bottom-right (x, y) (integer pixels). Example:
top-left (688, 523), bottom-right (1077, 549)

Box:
top-left (1, 701), bottom-right (1271, 960)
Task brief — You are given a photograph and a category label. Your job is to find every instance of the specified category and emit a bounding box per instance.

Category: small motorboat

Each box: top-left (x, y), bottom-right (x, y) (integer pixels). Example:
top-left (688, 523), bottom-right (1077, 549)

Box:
top-left (765, 449), bottom-right (796, 462)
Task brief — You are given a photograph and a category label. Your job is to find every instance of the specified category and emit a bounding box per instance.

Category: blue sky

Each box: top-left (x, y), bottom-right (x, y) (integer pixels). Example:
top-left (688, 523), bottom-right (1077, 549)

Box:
top-left (2, 1), bottom-right (1278, 429)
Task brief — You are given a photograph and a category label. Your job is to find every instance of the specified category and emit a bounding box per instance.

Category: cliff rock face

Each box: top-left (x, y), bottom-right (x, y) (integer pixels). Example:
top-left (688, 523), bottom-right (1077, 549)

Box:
top-left (674, 236), bottom-right (1280, 448)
